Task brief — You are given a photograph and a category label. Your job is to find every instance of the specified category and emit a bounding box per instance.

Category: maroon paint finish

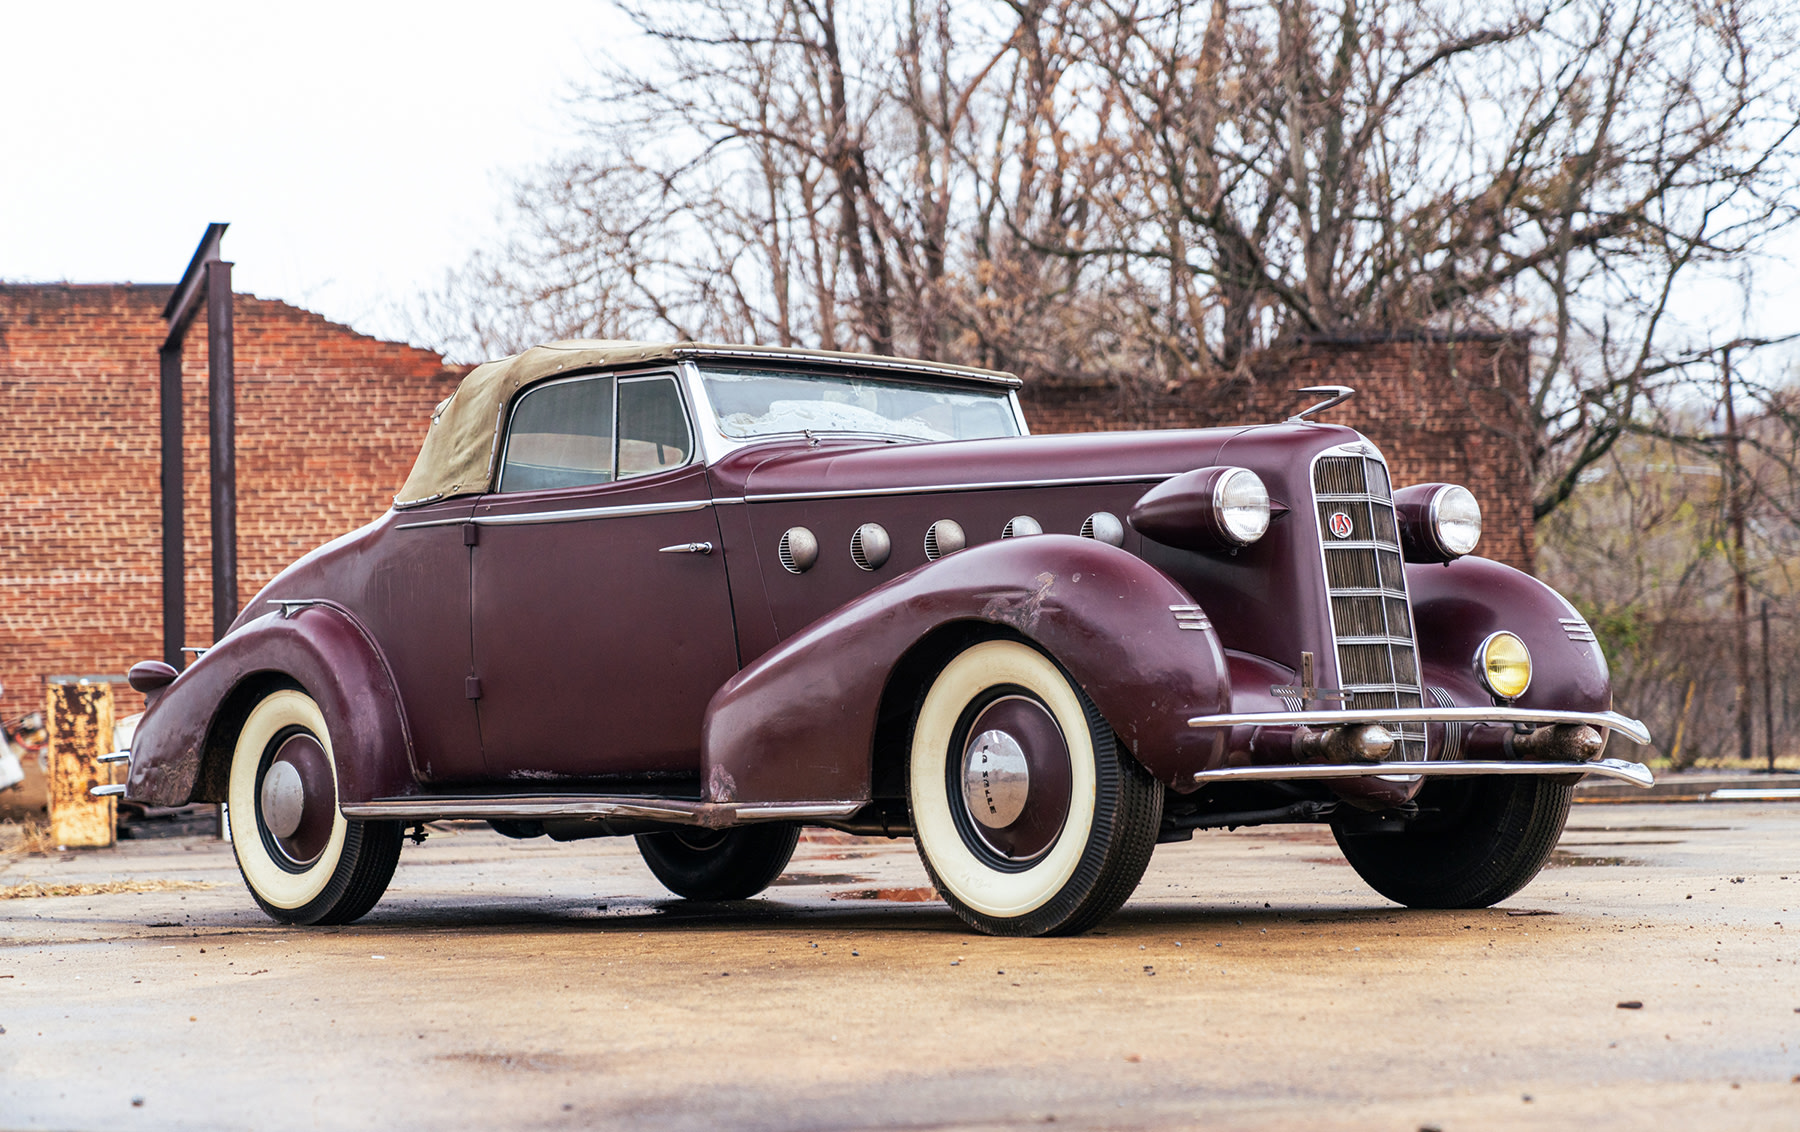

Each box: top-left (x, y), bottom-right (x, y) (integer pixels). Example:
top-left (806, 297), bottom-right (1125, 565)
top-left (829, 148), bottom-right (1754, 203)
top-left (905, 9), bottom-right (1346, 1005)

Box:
top-left (1408, 555), bottom-right (1611, 714)
top-left (962, 695), bottom-right (1072, 860)
top-left (271, 732), bottom-right (336, 863)
top-left (468, 463), bottom-right (737, 780)
top-left (232, 498), bottom-right (483, 781)
top-left (124, 604), bottom-right (414, 807)
top-left (699, 536), bottom-right (1231, 804)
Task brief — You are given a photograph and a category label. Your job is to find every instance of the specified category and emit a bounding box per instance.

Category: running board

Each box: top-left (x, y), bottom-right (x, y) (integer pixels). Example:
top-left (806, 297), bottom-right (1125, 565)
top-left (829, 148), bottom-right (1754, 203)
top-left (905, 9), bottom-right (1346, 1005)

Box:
top-left (1191, 757), bottom-right (1653, 788)
top-left (337, 794), bottom-right (864, 828)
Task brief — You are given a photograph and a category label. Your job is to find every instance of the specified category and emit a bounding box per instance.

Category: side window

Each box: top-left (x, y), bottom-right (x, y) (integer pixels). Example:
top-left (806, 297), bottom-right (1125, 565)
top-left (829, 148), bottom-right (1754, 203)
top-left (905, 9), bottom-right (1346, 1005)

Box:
top-left (498, 376), bottom-right (615, 493)
top-left (616, 376), bottom-right (692, 479)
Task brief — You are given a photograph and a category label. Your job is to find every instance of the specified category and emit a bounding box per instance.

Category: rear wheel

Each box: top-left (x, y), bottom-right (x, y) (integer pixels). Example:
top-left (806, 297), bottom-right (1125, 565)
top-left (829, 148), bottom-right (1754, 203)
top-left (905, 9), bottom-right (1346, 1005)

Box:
top-left (1332, 774), bottom-right (1573, 908)
top-left (635, 824), bottom-right (800, 900)
top-left (908, 639), bottom-right (1162, 937)
top-left (226, 689), bottom-right (401, 925)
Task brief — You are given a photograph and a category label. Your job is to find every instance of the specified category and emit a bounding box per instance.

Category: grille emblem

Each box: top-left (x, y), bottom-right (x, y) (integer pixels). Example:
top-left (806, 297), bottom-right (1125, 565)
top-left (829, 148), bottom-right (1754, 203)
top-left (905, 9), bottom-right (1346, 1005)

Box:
top-left (1328, 511), bottom-right (1354, 539)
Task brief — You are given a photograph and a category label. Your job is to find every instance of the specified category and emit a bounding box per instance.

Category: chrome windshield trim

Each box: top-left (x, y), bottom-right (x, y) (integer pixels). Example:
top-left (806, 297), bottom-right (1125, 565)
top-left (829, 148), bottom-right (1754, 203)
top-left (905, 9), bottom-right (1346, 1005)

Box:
top-left (737, 472), bottom-right (1182, 505)
top-left (1187, 706), bottom-right (1652, 746)
top-left (397, 498), bottom-right (714, 530)
top-left (1192, 757), bottom-right (1653, 789)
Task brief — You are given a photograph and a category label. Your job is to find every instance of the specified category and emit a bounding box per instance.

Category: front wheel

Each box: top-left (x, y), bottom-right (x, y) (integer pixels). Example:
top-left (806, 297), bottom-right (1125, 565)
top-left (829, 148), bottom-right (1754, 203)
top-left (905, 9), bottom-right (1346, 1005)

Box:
top-left (1332, 774), bottom-right (1573, 908)
top-left (635, 824), bottom-right (800, 900)
top-left (226, 688), bottom-right (402, 925)
top-left (909, 639), bottom-right (1162, 937)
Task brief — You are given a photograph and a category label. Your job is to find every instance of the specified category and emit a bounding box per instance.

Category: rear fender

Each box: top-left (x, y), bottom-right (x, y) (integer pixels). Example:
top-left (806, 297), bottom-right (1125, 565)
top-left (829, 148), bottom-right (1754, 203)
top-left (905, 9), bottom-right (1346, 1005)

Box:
top-left (700, 535), bottom-right (1229, 805)
top-left (124, 603), bottom-right (415, 807)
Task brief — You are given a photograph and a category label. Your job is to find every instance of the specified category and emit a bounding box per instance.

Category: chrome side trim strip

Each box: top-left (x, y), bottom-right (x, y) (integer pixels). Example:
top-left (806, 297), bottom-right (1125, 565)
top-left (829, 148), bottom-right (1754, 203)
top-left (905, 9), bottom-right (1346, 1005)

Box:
top-left (1192, 757), bottom-right (1653, 789)
top-left (732, 801), bottom-right (866, 821)
top-left (338, 795), bottom-right (863, 824)
top-left (398, 498), bottom-right (715, 530)
top-left (736, 472), bottom-right (1181, 505)
top-left (1186, 706), bottom-right (1652, 746)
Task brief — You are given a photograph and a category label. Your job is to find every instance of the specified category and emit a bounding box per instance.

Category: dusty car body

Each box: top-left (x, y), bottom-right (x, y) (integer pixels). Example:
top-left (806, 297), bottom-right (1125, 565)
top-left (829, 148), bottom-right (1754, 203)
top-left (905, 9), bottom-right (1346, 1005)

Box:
top-left (116, 340), bottom-right (1651, 935)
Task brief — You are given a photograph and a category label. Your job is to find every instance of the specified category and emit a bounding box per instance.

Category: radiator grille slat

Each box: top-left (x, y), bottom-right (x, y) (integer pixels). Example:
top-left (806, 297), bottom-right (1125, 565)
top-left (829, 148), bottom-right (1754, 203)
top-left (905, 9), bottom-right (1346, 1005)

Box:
top-left (1316, 452), bottom-right (1427, 763)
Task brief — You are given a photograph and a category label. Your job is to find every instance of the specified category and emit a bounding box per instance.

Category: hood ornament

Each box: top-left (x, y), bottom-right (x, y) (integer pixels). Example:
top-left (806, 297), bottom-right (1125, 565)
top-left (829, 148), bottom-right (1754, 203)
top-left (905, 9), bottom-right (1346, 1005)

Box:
top-left (1287, 385), bottom-right (1355, 423)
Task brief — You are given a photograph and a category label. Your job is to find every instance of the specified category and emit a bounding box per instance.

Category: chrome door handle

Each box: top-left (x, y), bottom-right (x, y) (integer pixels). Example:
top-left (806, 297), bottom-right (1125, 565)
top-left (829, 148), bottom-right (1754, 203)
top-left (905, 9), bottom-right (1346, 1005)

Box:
top-left (658, 542), bottom-right (714, 555)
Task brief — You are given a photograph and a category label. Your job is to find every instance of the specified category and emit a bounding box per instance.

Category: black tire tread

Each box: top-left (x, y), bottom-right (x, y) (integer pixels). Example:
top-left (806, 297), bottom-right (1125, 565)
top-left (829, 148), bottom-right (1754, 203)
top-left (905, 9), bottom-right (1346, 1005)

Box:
top-left (636, 824), bottom-right (800, 901)
top-left (1333, 775), bottom-right (1572, 908)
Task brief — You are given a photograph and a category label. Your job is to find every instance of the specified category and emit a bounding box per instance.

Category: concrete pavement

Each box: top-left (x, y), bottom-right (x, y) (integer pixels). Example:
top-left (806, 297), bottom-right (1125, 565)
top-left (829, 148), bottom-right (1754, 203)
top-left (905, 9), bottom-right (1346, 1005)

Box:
top-left (2, 803), bottom-right (1797, 1130)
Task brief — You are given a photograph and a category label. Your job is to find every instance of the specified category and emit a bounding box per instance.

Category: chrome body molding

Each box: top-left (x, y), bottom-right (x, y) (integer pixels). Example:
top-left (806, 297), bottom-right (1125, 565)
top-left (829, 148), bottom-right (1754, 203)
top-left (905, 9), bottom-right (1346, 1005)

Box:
top-left (337, 795), bottom-right (863, 825)
top-left (1192, 757), bottom-right (1654, 789)
top-left (728, 471), bottom-right (1182, 506)
top-left (90, 783), bottom-right (128, 797)
top-left (398, 498), bottom-right (717, 531)
top-left (1186, 706), bottom-right (1652, 746)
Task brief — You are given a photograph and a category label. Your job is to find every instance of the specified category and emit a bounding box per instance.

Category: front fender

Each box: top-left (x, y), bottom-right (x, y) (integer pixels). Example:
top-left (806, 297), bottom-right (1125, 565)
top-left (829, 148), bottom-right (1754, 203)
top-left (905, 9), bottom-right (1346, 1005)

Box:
top-left (1408, 556), bottom-right (1611, 712)
top-left (700, 535), bottom-right (1229, 804)
top-left (124, 603), bottom-right (415, 807)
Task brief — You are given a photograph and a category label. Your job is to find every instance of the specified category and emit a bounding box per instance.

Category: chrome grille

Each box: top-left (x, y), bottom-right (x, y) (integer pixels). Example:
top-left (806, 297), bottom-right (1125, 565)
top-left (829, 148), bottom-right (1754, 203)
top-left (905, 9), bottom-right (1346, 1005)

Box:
top-left (1315, 453), bottom-right (1427, 763)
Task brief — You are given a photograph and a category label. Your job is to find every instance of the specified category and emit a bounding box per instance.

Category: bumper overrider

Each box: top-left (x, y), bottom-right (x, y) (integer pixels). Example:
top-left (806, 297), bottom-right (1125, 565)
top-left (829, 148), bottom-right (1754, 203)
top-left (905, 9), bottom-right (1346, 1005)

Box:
top-left (1185, 707), bottom-right (1654, 789)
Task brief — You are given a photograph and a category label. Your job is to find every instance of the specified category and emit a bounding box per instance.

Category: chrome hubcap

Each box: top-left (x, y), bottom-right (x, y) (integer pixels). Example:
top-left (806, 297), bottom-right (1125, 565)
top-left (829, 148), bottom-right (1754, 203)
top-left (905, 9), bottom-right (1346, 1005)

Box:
top-left (952, 693), bottom-right (1073, 864)
top-left (962, 729), bottom-right (1030, 828)
top-left (259, 760), bottom-right (306, 838)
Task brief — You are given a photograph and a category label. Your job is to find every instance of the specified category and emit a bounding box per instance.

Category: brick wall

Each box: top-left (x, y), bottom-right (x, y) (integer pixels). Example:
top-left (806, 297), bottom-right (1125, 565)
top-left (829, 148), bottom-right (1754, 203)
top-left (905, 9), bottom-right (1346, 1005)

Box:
top-left (0, 284), bottom-right (461, 724)
top-left (0, 294), bottom-right (1534, 725)
top-left (1019, 333), bottom-right (1537, 571)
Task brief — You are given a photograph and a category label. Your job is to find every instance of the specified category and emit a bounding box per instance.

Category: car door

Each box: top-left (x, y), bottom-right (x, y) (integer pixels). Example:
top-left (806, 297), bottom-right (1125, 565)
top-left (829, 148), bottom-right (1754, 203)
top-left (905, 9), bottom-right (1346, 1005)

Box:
top-left (468, 370), bottom-right (739, 783)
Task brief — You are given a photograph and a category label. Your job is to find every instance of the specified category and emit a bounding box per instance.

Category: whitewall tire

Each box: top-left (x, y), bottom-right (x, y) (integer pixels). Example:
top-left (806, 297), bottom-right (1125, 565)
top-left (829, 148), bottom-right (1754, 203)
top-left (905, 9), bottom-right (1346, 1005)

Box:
top-left (227, 688), bottom-right (401, 925)
top-left (909, 639), bottom-right (1162, 936)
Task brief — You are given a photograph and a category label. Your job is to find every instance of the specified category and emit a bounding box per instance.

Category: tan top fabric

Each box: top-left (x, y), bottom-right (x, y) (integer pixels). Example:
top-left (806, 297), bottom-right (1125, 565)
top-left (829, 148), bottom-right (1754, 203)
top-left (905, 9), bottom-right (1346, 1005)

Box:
top-left (393, 339), bottom-right (1017, 507)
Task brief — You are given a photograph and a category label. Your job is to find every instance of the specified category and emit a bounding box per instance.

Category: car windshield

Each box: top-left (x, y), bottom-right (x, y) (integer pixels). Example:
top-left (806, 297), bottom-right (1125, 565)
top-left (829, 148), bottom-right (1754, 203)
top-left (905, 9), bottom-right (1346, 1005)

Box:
top-left (698, 366), bottom-right (1020, 442)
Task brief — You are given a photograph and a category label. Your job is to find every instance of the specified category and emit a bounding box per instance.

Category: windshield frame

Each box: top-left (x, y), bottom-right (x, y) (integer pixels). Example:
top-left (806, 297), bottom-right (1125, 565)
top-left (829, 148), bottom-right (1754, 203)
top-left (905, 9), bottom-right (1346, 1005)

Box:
top-left (678, 361), bottom-right (1030, 462)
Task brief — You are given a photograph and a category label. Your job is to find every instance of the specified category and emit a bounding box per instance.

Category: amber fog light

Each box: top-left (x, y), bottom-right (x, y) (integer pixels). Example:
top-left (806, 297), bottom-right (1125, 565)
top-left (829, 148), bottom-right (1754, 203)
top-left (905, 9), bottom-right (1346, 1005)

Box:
top-left (1476, 631), bottom-right (1532, 700)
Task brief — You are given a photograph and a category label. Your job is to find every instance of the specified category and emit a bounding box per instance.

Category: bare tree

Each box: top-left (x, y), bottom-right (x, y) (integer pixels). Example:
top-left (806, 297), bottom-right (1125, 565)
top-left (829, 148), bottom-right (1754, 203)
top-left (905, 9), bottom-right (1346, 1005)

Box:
top-left (415, 0), bottom-right (1799, 524)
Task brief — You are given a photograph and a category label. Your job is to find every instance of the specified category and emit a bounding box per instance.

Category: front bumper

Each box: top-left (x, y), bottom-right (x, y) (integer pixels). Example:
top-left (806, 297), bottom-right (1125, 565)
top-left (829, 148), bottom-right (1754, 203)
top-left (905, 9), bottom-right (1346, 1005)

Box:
top-left (1186, 706), bottom-right (1654, 789)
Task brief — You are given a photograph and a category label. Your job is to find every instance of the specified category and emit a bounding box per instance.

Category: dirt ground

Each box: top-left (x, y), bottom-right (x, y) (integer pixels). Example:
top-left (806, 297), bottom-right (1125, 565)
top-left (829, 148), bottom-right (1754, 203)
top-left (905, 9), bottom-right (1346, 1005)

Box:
top-left (2, 801), bottom-right (1796, 1131)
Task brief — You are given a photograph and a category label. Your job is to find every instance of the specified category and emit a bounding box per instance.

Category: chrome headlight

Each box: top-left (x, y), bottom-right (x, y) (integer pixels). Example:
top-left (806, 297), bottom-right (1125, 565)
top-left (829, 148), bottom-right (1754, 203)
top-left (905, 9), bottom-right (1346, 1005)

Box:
top-left (1213, 468), bottom-right (1271, 545)
top-left (1430, 485), bottom-right (1482, 556)
top-left (1394, 483), bottom-right (1482, 563)
top-left (1127, 466), bottom-right (1275, 551)
top-left (1475, 631), bottom-right (1532, 700)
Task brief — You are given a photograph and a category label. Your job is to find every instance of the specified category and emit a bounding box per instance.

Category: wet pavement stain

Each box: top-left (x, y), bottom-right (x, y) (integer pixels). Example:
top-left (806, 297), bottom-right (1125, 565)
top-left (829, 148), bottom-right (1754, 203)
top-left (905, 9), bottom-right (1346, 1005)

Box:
top-left (832, 887), bottom-right (940, 902)
top-left (771, 873), bottom-right (872, 886)
top-left (1547, 850), bottom-right (1645, 867)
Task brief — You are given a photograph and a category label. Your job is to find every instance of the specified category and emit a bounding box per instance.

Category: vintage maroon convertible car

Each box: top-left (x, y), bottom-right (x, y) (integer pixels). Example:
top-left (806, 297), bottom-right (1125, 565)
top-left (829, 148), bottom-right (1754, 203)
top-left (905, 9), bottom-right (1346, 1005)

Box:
top-left (114, 341), bottom-right (1651, 935)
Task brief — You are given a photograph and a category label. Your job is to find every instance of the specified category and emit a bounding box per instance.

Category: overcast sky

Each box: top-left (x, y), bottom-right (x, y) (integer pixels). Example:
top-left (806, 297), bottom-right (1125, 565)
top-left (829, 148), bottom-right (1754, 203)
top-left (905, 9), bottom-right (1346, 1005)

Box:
top-left (5, 2), bottom-right (1794, 383)
top-left (1, 1), bottom-right (623, 346)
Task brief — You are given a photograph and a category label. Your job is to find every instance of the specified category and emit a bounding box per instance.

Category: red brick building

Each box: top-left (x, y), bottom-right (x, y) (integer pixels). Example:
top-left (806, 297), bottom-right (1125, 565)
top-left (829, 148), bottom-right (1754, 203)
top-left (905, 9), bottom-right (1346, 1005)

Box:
top-left (0, 287), bottom-right (1534, 726)
top-left (0, 284), bottom-right (462, 723)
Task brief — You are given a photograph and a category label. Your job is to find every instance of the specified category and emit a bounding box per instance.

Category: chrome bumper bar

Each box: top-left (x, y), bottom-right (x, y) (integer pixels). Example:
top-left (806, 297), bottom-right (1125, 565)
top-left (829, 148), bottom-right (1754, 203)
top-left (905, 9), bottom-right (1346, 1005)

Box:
top-left (1191, 756), bottom-right (1653, 789)
top-left (1187, 706), bottom-right (1651, 746)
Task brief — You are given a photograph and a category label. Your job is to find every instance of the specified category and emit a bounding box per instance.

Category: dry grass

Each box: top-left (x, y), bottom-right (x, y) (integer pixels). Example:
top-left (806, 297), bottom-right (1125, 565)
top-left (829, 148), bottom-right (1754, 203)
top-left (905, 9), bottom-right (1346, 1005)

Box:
top-left (0, 878), bottom-right (215, 900)
top-left (0, 818), bottom-right (57, 856)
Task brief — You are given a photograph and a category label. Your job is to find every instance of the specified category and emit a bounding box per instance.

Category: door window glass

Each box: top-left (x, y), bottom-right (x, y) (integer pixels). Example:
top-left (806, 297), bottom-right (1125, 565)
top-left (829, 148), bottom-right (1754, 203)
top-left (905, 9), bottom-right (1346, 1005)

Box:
top-left (617, 376), bottom-right (693, 479)
top-left (498, 376), bottom-right (615, 492)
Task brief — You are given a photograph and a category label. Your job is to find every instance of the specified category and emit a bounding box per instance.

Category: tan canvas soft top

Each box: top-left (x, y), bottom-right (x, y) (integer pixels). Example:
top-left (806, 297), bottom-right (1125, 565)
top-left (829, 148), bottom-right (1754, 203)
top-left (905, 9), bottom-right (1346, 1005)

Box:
top-left (394, 339), bottom-right (1019, 507)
